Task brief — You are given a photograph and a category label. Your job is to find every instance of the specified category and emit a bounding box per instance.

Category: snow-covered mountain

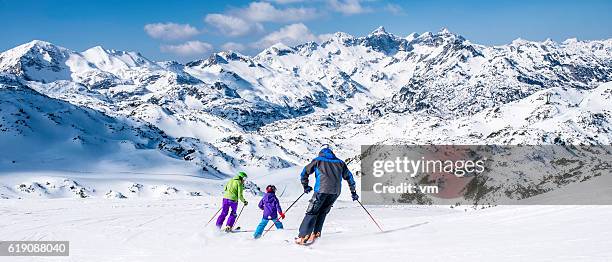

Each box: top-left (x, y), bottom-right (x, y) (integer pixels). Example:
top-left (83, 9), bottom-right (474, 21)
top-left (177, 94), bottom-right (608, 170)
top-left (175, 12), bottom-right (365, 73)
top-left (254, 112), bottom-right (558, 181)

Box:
top-left (1, 27), bottom-right (611, 200)
top-left (0, 73), bottom-right (238, 178)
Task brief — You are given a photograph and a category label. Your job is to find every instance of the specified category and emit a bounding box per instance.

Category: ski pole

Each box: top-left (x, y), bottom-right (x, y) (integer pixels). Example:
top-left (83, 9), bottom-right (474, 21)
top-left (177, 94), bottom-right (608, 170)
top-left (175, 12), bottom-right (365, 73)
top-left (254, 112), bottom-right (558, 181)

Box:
top-left (205, 207), bottom-right (222, 227)
top-left (262, 192), bottom-right (306, 237)
top-left (233, 204), bottom-right (246, 228)
top-left (357, 199), bottom-right (384, 232)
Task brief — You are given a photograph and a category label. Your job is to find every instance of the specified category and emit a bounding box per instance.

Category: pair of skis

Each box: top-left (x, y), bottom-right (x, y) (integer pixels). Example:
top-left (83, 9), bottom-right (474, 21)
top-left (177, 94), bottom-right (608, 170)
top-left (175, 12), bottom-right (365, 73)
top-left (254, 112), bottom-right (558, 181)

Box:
top-left (206, 203), bottom-right (247, 232)
top-left (287, 239), bottom-right (315, 247)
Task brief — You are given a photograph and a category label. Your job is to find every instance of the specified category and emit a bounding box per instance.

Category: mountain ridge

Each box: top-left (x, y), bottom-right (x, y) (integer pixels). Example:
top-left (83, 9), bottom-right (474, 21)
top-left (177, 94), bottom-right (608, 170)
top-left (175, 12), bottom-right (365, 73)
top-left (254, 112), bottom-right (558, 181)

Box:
top-left (1, 27), bottom-right (611, 181)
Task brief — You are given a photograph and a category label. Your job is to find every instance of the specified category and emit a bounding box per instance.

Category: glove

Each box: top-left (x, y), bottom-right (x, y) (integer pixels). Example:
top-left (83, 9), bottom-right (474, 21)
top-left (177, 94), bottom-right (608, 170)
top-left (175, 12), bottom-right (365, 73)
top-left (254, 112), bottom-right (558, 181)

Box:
top-left (303, 185), bottom-right (313, 194)
top-left (243, 201), bottom-right (248, 206)
top-left (351, 191), bottom-right (359, 201)
top-left (279, 212), bottom-right (285, 219)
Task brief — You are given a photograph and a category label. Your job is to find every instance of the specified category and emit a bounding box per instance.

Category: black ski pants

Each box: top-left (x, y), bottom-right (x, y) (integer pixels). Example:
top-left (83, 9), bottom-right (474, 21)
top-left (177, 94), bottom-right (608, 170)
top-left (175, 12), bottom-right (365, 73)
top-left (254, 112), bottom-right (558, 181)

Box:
top-left (298, 192), bottom-right (339, 237)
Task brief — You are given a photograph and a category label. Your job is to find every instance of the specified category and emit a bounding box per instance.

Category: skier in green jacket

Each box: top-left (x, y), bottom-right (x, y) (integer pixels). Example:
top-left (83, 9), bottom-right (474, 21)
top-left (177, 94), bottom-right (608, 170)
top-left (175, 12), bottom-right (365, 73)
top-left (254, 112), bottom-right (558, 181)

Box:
top-left (216, 172), bottom-right (248, 231)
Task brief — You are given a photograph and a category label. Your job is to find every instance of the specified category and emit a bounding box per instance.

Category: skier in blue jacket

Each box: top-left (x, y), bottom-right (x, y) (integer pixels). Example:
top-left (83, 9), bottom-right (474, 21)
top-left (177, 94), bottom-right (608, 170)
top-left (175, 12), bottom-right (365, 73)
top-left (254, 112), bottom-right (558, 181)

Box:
top-left (296, 145), bottom-right (358, 245)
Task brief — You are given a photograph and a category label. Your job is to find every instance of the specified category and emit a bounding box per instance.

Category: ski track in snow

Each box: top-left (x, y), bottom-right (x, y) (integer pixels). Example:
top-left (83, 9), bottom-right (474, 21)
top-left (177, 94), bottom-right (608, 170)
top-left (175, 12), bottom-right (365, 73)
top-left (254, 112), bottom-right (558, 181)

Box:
top-left (1, 198), bottom-right (611, 262)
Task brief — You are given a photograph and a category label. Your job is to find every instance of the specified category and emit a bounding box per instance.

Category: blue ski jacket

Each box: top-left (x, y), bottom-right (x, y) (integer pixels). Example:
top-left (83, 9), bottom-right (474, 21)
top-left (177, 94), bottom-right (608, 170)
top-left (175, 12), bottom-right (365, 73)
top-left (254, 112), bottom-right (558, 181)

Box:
top-left (300, 148), bottom-right (356, 195)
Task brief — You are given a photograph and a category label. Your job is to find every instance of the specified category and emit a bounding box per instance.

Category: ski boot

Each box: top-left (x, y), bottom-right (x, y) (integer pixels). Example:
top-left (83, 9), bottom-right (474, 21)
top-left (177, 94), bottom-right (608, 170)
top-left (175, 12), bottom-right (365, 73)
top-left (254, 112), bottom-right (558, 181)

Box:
top-left (309, 232), bottom-right (321, 242)
top-left (294, 234), bottom-right (310, 245)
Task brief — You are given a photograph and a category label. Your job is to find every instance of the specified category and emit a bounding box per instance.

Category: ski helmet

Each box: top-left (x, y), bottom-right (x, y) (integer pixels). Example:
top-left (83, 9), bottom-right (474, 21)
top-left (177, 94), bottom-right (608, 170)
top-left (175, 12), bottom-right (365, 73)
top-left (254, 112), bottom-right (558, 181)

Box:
top-left (237, 171), bottom-right (248, 180)
top-left (266, 185), bottom-right (277, 193)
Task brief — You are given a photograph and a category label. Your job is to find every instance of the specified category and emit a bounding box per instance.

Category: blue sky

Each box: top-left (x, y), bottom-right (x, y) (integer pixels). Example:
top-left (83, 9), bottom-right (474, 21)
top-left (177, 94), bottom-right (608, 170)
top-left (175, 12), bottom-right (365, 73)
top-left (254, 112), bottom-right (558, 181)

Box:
top-left (1, 0), bottom-right (611, 62)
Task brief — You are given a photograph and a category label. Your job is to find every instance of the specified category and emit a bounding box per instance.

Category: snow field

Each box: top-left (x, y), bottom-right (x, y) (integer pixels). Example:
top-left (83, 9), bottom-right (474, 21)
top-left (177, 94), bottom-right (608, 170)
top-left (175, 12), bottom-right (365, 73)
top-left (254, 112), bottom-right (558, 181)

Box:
top-left (1, 198), bottom-right (611, 262)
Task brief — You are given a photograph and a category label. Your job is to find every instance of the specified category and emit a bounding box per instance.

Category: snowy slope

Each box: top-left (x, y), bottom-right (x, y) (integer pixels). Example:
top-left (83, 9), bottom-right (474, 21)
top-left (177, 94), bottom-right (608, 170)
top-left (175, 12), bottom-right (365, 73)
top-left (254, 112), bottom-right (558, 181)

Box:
top-left (1, 196), bottom-right (611, 262)
top-left (0, 73), bottom-right (233, 179)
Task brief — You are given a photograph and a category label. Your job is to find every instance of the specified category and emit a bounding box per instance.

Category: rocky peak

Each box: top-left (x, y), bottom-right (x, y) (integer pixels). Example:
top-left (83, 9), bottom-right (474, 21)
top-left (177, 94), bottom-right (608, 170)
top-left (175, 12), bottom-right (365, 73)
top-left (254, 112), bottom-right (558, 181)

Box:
top-left (370, 26), bottom-right (389, 36)
top-left (257, 43), bottom-right (295, 58)
top-left (360, 26), bottom-right (410, 54)
top-left (321, 32), bottom-right (356, 47)
top-left (405, 32), bottom-right (419, 42)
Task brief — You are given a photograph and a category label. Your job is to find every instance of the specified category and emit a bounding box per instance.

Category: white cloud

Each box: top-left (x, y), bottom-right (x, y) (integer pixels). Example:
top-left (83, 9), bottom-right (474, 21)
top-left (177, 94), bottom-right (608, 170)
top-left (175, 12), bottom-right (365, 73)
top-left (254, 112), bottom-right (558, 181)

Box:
top-left (254, 23), bottom-right (329, 49)
top-left (317, 33), bottom-right (335, 43)
top-left (384, 3), bottom-right (404, 15)
top-left (205, 14), bottom-right (264, 37)
top-left (160, 41), bottom-right (213, 56)
top-left (234, 2), bottom-right (318, 23)
top-left (203, 2), bottom-right (318, 36)
top-left (222, 42), bottom-right (246, 52)
top-left (328, 0), bottom-right (372, 15)
top-left (144, 23), bottom-right (200, 40)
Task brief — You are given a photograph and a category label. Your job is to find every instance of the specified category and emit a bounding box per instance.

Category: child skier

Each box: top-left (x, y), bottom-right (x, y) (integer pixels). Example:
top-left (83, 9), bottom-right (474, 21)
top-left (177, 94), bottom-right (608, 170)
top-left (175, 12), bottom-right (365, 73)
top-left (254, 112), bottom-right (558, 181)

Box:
top-left (216, 171), bottom-right (248, 232)
top-left (253, 185), bottom-right (285, 239)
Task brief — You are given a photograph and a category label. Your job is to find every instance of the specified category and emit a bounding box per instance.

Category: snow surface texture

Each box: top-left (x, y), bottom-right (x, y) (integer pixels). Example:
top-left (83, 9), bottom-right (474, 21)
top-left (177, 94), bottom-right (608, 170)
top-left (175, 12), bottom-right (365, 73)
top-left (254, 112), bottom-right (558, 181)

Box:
top-left (2, 167), bottom-right (612, 261)
top-left (1, 197), bottom-right (611, 262)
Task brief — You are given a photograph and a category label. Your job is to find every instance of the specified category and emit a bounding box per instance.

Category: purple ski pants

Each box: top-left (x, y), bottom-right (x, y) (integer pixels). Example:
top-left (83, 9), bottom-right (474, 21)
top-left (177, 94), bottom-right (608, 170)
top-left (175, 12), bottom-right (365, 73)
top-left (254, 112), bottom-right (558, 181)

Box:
top-left (216, 198), bottom-right (238, 228)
